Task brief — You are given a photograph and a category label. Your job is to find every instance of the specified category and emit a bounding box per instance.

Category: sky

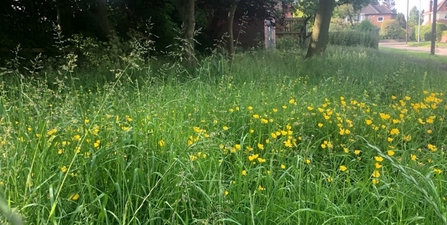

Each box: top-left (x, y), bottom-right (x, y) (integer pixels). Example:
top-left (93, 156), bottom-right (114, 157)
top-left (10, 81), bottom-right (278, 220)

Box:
top-left (395, 0), bottom-right (428, 18)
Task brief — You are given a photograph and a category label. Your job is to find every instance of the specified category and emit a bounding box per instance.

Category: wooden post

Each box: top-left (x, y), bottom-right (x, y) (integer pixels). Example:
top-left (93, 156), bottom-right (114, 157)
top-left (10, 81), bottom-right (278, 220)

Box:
top-left (430, 0), bottom-right (438, 55)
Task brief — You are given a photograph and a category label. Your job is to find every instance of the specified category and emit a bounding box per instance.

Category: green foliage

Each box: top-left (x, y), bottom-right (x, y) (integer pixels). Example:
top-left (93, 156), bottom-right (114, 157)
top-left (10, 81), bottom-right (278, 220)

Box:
top-left (355, 20), bottom-right (378, 32)
top-left (420, 24), bottom-right (447, 41)
top-left (380, 19), bottom-right (406, 39)
top-left (408, 6), bottom-right (423, 26)
top-left (329, 30), bottom-right (379, 48)
top-left (275, 36), bottom-right (308, 51)
top-left (395, 13), bottom-right (407, 29)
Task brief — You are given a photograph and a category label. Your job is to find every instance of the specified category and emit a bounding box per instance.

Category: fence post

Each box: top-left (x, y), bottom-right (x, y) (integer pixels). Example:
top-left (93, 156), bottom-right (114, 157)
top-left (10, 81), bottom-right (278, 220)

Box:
top-left (264, 18), bottom-right (276, 51)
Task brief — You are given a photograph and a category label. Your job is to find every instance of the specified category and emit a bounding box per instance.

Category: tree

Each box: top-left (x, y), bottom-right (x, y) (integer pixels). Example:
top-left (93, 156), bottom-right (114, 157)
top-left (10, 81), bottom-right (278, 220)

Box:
top-left (395, 13), bottom-right (406, 29)
top-left (379, 0), bottom-right (396, 13)
top-left (90, 0), bottom-right (114, 40)
top-left (226, 0), bottom-right (239, 59)
top-left (408, 6), bottom-right (423, 26)
top-left (174, 0), bottom-right (196, 68)
top-left (305, 0), bottom-right (370, 58)
top-left (306, 0), bottom-right (336, 58)
top-left (333, 4), bottom-right (357, 25)
top-left (380, 19), bottom-right (405, 39)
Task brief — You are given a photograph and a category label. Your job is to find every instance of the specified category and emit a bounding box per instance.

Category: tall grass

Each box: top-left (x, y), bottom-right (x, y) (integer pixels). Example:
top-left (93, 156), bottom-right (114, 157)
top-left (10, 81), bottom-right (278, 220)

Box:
top-left (0, 46), bottom-right (446, 224)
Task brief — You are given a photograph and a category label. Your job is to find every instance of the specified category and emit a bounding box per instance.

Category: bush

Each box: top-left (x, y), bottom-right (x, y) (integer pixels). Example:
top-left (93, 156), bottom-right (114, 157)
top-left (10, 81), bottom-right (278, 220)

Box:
top-left (276, 36), bottom-right (307, 51)
top-left (355, 20), bottom-right (378, 33)
top-left (328, 30), bottom-right (379, 49)
top-left (380, 20), bottom-right (406, 39)
top-left (418, 24), bottom-right (447, 41)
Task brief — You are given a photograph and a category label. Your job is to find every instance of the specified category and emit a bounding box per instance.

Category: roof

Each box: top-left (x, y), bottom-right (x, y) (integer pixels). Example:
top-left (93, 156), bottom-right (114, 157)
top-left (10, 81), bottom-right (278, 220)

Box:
top-left (360, 4), bottom-right (394, 15)
top-left (429, 0), bottom-right (447, 12)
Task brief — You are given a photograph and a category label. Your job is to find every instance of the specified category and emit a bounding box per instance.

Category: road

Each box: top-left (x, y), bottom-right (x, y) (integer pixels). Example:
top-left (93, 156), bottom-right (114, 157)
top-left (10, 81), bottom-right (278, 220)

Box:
top-left (378, 41), bottom-right (447, 56)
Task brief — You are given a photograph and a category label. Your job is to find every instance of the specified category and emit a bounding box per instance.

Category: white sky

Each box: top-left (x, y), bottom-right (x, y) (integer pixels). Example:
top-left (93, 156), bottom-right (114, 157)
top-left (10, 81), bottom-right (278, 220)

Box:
top-left (395, 0), bottom-right (428, 18)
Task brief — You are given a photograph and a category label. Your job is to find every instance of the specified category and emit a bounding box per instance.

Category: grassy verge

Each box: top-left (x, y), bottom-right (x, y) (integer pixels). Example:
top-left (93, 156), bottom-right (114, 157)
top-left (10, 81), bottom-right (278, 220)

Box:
top-left (407, 41), bottom-right (447, 48)
top-left (1, 46), bottom-right (446, 224)
top-left (379, 47), bottom-right (447, 66)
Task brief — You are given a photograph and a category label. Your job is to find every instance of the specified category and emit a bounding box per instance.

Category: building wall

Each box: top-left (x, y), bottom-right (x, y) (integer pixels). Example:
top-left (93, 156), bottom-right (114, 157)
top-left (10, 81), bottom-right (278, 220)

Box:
top-left (367, 14), bottom-right (395, 27)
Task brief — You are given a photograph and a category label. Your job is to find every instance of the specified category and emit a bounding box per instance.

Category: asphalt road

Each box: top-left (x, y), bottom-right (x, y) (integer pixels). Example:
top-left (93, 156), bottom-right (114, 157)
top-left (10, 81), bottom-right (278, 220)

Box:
top-left (378, 41), bottom-right (447, 56)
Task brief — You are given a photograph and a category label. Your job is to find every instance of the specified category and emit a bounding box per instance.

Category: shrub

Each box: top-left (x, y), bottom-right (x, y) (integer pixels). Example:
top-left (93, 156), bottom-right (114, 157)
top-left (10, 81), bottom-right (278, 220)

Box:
top-left (419, 24), bottom-right (447, 41)
top-left (328, 30), bottom-right (379, 49)
top-left (276, 36), bottom-right (307, 51)
top-left (380, 20), bottom-right (406, 39)
top-left (355, 20), bottom-right (378, 33)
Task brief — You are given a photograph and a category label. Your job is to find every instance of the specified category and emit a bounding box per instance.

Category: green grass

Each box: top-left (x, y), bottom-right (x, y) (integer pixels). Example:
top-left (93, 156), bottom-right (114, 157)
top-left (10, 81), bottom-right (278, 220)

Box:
top-left (379, 47), bottom-right (447, 66)
top-left (407, 41), bottom-right (447, 48)
top-left (1, 46), bottom-right (447, 224)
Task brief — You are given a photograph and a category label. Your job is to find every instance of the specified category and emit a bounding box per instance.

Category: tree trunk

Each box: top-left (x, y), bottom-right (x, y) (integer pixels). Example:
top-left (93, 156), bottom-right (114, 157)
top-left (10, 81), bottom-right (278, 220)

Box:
top-left (227, 0), bottom-right (239, 59)
top-left (306, 0), bottom-right (336, 59)
top-left (175, 0), bottom-right (196, 69)
top-left (56, 0), bottom-right (74, 36)
top-left (91, 0), bottom-right (114, 40)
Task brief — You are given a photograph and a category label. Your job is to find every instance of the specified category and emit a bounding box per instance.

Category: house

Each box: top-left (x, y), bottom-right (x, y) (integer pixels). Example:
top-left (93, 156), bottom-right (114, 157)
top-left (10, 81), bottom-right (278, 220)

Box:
top-left (355, 4), bottom-right (396, 27)
top-left (423, 0), bottom-right (447, 25)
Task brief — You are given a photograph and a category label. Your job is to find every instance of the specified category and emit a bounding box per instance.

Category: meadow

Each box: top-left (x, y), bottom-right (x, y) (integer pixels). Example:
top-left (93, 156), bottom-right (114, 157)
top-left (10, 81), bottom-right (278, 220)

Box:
top-left (0, 46), bottom-right (447, 224)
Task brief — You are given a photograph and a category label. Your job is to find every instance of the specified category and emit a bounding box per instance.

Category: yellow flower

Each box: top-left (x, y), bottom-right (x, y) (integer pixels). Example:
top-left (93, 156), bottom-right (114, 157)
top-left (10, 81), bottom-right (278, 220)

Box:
top-left (403, 135), bottom-right (412, 142)
top-left (427, 144), bottom-right (437, 152)
top-left (224, 191), bottom-right (229, 196)
top-left (354, 150), bottom-right (361, 155)
top-left (257, 157), bottom-right (266, 163)
top-left (305, 159), bottom-right (311, 164)
top-left (248, 106), bottom-right (253, 111)
top-left (365, 119), bottom-right (373, 125)
top-left (433, 168), bottom-right (442, 174)
top-left (241, 170), bottom-right (247, 176)
top-left (253, 114), bottom-right (260, 119)
top-left (281, 164), bottom-right (286, 169)
top-left (60, 166), bottom-right (67, 173)
top-left (390, 128), bottom-right (399, 135)
top-left (375, 163), bottom-right (382, 169)
top-left (260, 118), bottom-right (269, 124)
top-left (289, 98), bottom-right (296, 104)
top-left (158, 140), bottom-right (165, 147)
top-left (258, 185), bottom-right (265, 191)
top-left (318, 123), bottom-right (323, 127)
top-left (248, 154), bottom-right (259, 161)
top-left (387, 137), bottom-right (393, 142)
top-left (387, 150), bottom-right (395, 156)
top-left (189, 155), bottom-right (197, 161)
top-left (69, 193), bottom-right (80, 201)
top-left (410, 154), bottom-right (417, 161)
top-left (372, 170), bottom-right (380, 178)
top-left (327, 176), bottom-right (332, 182)
top-left (307, 106), bottom-right (314, 111)
top-left (47, 128), bottom-right (57, 136)
top-left (374, 156), bottom-right (383, 162)
top-left (372, 178), bottom-right (379, 185)
top-left (257, 143), bottom-right (264, 150)
top-left (379, 113), bottom-right (390, 120)
top-left (223, 126), bottom-right (229, 130)
top-left (339, 165), bottom-right (347, 172)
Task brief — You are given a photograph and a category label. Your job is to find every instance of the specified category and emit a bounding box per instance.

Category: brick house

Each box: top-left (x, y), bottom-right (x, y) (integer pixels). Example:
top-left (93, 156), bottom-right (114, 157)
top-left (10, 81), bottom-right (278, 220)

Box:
top-left (423, 0), bottom-right (447, 25)
top-left (355, 4), bottom-right (396, 27)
